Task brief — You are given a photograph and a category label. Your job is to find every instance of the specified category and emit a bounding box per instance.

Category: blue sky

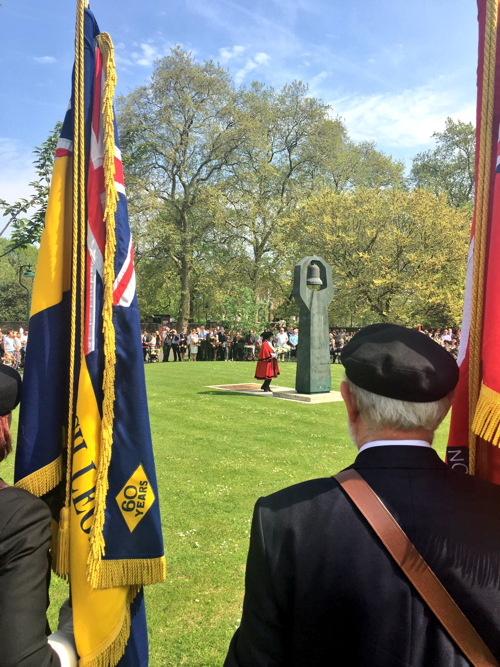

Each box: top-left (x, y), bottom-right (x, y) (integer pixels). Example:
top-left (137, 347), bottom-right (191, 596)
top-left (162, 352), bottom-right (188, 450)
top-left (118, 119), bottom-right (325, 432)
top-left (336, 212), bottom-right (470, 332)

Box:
top-left (0, 0), bottom-right (478, 207)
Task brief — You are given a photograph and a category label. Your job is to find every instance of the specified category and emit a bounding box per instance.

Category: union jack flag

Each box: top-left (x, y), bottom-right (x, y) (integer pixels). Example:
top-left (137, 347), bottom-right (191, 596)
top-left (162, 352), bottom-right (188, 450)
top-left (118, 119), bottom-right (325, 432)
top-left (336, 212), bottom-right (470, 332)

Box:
top-left (15, 8), bottom-right (165, 665)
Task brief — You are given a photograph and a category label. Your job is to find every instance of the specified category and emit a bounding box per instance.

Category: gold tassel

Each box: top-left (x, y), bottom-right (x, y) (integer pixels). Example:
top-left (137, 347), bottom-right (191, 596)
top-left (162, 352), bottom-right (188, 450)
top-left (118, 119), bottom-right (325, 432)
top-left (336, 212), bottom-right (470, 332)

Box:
top-left (53, 505), bottom-right (71, 578)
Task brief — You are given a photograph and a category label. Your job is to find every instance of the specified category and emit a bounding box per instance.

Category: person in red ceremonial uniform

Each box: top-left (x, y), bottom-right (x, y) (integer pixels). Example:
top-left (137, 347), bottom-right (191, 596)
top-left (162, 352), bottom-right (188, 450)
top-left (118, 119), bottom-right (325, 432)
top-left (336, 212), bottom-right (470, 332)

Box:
top-left (254, 331), bottom-right (279, 392)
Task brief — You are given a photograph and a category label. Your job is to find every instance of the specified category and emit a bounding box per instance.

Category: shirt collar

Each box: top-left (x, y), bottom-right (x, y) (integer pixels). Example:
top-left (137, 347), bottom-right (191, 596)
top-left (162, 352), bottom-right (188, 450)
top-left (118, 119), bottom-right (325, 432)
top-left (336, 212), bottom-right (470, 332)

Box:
top-left (358, 439), bottom-right (432, 454)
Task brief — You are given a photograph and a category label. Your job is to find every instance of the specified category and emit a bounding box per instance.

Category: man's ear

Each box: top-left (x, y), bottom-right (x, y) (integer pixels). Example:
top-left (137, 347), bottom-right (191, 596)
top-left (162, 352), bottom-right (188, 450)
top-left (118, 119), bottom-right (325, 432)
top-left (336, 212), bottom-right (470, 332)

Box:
top-left (340, 381), bottom-right (359, 423)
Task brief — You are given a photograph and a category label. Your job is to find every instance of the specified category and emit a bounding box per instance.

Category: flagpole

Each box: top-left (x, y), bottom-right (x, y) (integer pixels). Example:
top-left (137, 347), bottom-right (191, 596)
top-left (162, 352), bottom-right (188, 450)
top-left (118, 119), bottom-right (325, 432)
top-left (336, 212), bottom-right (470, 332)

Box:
top-left (467, 0), bottom-right (498, 476)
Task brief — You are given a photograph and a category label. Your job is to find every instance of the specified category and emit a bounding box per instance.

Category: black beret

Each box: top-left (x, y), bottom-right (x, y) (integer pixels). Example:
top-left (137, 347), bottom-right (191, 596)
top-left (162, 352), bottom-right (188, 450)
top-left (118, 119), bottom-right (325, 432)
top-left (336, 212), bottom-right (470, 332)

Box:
top-left (341, 323), bottom-right (459, 402)
top-left (0, 365), bottom-right (22, 416)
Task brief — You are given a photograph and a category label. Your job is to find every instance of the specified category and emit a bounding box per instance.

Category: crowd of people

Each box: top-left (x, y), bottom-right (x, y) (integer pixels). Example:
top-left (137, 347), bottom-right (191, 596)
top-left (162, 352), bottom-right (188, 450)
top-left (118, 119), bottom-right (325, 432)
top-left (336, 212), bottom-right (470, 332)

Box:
top-left (0, 323), bottom-right (461, 370)
top-left (141, 326), bottom-right (300, 363)
top-left (0, 328), bottom-right (28, 369)
top-left (330, 326), bottom-right (460, 363)
top-left (140, 324), bottom-right (462, 364)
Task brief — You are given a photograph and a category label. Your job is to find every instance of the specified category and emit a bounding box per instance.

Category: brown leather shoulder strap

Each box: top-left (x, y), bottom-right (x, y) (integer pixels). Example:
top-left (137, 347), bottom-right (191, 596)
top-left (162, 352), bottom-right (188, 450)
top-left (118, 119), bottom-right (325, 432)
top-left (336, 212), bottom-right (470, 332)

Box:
top-left (334, 468), bottom-right (499, 667)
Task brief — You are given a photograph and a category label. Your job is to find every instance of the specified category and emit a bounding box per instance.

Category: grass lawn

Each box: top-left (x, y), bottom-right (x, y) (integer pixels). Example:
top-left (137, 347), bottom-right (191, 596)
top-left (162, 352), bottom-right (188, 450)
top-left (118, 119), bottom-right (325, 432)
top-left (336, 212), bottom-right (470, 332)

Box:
top-left (3, 360), bottom-right (451, 666)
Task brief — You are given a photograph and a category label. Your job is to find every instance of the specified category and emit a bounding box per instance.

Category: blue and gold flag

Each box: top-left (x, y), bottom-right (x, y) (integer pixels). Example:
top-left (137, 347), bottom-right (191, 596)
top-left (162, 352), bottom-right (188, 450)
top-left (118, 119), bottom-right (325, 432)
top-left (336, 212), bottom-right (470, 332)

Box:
top-left (15, 4), bottom-right (165, 665)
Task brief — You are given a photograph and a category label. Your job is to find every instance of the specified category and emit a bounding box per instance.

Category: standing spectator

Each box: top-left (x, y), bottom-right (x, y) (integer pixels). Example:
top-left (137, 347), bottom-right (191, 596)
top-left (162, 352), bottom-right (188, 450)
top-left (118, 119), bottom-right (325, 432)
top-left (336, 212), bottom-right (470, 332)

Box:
top-left (170, 329), bottom-right (180, 361)
top-left (334, 338), bottom-right (345, 364)
top-left (162, 328), bottom-right (172, 362)
top-left (20, 330), bottom-right (28, 367)
top-left (233, 333), bottom-right (245, 362)
top-left (224, 329), bottom-right (232, 361)
top-left (141, 330), bottom-right (151, 362)
top-left (3, 332), bottom-right (16, 368)
top-left (441, 328), bottom-right (452, 342)
top-left (187, 328), bottom-right (199, 361)
top-left (178, 327), bottom-right (188, 362)
top-left (12, 333), bottom-right (22, 370)
top-left (288, 328), bottom-right (298, 361)
top-left (218, 327), bottom-right (227, 361)
top-left (208, 328), bottom-right (218, 361)
top-left (198, 325), bottom-right (208, 361)
top-left (244, 330), bottom-right (257, 361)
top-left (276, 327), bottom-right (289, 362)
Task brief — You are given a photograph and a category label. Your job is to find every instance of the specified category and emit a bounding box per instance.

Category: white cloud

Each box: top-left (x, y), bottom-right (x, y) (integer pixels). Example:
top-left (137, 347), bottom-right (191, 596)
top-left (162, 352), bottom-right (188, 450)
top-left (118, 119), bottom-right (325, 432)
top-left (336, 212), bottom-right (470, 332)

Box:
top-left (235, 52), bottom-right (271, 84)
top-left (34, 56), bottom-right (56, 64)
top-left (219, 45), bottom-right (246, 62)
top-left (131, 43), bottom-right (162, 67)
top-left (330, 79), bottom-right (475, 151)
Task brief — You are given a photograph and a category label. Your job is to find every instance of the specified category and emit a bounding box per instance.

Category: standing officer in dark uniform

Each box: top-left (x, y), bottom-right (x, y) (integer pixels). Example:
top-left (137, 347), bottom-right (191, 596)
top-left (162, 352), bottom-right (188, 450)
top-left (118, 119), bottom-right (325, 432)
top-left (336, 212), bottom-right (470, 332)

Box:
top-left (162, 327), bottom-right (172, 362)
top-left (225, 324), bottom-right (500, 666)
top-left (217, 327), bottom-right (227, 361)
top-left (198, 325), bottom-right (208, 361)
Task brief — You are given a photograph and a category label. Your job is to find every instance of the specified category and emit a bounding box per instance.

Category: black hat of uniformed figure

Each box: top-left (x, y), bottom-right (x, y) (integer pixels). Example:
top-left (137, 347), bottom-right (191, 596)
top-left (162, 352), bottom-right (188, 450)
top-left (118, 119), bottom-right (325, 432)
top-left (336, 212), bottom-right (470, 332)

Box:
top-left (0, 365), bottom-right (22, 416)
top-left (341, 323), bottom-right (459, 403)
top-left (261, 331), bottom-right (273, 340)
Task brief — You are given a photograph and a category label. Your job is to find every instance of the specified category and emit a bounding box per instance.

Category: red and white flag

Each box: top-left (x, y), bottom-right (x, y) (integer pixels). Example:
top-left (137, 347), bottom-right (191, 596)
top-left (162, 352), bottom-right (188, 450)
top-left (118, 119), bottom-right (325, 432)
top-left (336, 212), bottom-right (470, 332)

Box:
top-left (447, 0), bottom-right (500, 483)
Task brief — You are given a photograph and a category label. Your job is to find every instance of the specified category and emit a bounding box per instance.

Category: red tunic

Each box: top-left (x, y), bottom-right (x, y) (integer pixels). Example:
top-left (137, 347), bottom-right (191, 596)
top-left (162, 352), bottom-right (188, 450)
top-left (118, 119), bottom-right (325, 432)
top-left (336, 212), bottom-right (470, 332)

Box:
top-left (254, 341), bottom-right (280, 380)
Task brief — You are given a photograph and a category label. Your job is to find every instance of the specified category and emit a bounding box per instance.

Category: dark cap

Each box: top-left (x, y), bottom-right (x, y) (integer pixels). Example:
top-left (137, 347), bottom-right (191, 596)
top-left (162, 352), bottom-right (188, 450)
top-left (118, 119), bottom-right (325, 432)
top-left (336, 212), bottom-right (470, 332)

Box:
top-left (261, 331), bottom-right (273, 340)
top-left (0, 365), bottom-right (22, 416)
top-left (341, 323), bottom-right (459, 402)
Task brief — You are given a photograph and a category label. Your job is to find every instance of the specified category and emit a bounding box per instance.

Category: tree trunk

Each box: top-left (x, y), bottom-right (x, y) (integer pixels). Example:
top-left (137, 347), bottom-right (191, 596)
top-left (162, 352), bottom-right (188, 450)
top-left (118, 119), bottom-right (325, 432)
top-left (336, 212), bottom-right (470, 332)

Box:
top-left (177, 255), bottom-right (191, 329)
top-left (177, 211), bottom-right (192, 329)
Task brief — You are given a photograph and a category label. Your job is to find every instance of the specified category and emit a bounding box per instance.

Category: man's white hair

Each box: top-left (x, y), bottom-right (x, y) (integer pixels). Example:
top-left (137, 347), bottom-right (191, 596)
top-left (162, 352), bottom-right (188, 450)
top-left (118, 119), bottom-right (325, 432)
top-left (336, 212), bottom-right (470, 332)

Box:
top-left (346, 378), bottom-right (451, 432)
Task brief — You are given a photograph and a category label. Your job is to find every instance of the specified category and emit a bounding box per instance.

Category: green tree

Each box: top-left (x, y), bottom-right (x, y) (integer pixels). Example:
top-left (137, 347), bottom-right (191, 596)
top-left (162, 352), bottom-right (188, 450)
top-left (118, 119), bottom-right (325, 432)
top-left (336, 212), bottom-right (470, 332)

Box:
top-left (118, 48), bottom-right (243, 328)
top-left (286, 188), bottom-right (470, 327)
top-left (217, 84), bottom-right (404, 313)
top-left (410, 118), bottom-right (475, 209)
top-left (0, 239), bottom-right (38, 321)
top-left (309, 119), bottom-right (405, 192)
top-left (0, 122), bottom-right (61, 253)
top-left (216, 81), bottom-right (330, 309)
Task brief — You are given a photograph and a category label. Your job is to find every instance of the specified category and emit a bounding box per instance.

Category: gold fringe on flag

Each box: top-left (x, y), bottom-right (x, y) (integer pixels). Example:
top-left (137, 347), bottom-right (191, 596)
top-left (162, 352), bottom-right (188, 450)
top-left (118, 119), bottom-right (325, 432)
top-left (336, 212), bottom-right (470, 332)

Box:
top-left (472, 382), bottom-right (500, 446)
top-left (14, 455), bottom-right (62, 496)
top-left (79, 587), bottom-right (141, 667)
top-left (92, 557), bottom-right (167, 588)
top-left (86, 31), bottom-right (118, 589)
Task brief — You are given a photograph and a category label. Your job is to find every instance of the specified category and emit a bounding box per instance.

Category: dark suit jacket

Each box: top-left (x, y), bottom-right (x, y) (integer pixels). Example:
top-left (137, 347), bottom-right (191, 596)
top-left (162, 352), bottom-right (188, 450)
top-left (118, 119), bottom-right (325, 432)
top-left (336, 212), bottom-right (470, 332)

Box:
top-left (0, 482), bottom-right (59, 667)
top-left (225, 446), bottom-right (500, 666)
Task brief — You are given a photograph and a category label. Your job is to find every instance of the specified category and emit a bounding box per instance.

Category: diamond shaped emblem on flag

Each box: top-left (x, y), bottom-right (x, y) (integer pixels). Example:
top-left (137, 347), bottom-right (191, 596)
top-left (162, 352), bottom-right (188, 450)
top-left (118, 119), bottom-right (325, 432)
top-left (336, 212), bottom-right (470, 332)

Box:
top-left (116, 465), bottom-right (156, 532)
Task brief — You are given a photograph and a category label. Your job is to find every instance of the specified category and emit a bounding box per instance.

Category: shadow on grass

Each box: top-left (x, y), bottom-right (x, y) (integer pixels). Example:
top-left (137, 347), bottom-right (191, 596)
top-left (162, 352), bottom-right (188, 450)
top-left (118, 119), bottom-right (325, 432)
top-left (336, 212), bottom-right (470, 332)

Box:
top-left (196, 390), bottom-right (268, 397)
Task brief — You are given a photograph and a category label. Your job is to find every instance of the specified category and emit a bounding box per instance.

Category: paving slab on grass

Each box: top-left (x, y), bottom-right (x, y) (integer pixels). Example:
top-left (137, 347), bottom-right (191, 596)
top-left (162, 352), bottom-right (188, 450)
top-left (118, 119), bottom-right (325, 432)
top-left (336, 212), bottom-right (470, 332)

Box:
top-left (208, 383), bottom-right (343, 403)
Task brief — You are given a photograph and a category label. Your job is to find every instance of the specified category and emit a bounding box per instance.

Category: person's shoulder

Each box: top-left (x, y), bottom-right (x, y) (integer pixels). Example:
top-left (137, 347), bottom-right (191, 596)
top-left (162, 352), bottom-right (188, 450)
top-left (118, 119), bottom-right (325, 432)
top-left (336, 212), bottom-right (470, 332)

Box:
top-left (0, 485), bottom-right (52, 529)
top-left (447, 467), bottom-right (500, 500)
top-left (257, 477), bottom-right (339, 512)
